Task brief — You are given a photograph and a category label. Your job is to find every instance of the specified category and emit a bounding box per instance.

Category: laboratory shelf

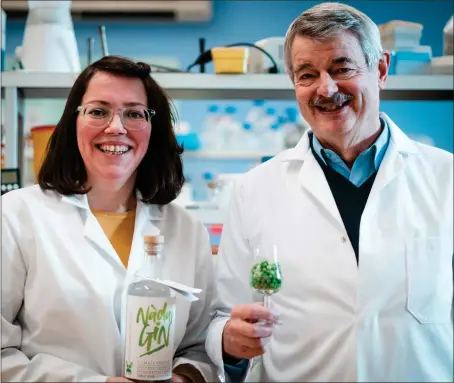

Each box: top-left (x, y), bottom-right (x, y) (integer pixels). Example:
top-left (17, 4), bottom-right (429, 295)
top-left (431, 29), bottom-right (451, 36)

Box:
top-left (183, 150), bottom-right (278, 160)
top-left (2, 72), bottom-right (453, 100)
top-left (1, 71), bottom-right (453, 171)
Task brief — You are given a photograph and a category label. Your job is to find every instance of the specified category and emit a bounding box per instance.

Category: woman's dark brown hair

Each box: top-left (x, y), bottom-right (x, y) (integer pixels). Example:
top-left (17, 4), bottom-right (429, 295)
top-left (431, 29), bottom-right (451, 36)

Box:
top-left (38, 55), bottom-right (184, 205)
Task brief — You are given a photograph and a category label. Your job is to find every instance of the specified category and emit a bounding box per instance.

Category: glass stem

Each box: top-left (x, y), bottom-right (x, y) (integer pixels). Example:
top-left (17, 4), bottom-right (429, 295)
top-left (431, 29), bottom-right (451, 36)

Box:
top-left (264, 295), bottom-right (271, 310)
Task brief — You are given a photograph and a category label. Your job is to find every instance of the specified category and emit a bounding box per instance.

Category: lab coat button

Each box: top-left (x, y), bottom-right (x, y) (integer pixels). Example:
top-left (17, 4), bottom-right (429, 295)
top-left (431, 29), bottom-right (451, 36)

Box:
top-left (341, 236), bottom-right (347, 243)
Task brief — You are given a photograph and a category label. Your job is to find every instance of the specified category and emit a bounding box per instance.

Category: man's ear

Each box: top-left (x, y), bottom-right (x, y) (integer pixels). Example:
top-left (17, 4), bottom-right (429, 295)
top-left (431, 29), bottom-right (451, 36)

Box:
top-left (378, 51), bottom-right (390, 90)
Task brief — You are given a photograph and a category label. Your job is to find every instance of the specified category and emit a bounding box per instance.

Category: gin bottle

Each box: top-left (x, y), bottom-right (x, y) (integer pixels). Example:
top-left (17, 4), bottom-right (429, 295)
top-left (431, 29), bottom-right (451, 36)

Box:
top-left (124, 235), bottom-right (176, 382)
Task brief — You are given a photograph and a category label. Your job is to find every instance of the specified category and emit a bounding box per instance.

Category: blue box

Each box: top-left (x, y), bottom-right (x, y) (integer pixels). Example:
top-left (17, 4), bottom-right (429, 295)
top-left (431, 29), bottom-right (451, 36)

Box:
top-left (389, 50), bottom-right (431, 75)
top-left (176, 132), bottom-right (201, 151)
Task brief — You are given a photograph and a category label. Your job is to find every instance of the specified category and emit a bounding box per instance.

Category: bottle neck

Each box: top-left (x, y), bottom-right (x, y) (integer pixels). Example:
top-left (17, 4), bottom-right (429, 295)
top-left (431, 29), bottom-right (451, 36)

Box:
top-left (140, 244), bottom-right (162, 279)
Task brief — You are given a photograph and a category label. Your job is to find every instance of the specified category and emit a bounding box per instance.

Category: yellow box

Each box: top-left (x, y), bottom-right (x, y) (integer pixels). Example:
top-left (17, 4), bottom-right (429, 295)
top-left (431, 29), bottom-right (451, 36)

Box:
top-left (211, 47), bottom-right (248, 74)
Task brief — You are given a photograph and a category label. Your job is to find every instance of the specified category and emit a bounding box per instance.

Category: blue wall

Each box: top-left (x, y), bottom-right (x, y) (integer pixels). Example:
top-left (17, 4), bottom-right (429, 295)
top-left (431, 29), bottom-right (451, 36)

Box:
top-left (4, 0), bottom-right (453, 197)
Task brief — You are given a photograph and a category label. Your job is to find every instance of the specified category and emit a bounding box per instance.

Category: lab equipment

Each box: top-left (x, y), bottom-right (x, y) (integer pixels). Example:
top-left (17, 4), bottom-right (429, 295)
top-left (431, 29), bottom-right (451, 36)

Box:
top-left (211, 47), bottom-right (248, 74)
top-left (1, 168), bottom-right (21, 195)
top-left (200, 105), bottom-right (221, 150)
top-left (247, 37), bottom-right (286, 73)
top-left (250, 245), bottom-right (283, 312)
top-left (16, 0), bottom-right (80, 72)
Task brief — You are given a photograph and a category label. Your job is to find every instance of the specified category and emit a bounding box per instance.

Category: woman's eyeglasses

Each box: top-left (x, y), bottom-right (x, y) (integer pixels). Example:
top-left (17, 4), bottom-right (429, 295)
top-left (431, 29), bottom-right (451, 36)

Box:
top-left (76, 103), bottom-right (156, 131)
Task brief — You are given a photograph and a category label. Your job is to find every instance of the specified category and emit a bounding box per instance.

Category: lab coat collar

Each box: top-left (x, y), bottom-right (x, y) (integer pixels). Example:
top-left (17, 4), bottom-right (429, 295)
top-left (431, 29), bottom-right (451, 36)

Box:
top-left (280, 112), bottom-right (421, 163)
top-left (60, 190), bottom-right (163, 220)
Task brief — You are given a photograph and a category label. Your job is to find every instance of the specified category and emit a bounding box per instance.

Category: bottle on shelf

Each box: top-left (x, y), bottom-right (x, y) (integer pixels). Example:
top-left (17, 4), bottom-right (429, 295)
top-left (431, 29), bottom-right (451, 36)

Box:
top-left (124, 235), bottom-right (176, 382)
top-left (202, 172), bottom-right (218, 203)
top-left (219, 105), bottom-right (242, 150)
top-left (244, 99), bottom-right (267, 126)
top-left (268, 122), bottom-right (286, 153)
top-left (281, 108), bottom-right (301, 148)
top-left (200, 104), bottom-right (221, 150)
top-left (237, 122), bottom-right (259, 151)
top-left (252, 107), bottom-right (277, 149)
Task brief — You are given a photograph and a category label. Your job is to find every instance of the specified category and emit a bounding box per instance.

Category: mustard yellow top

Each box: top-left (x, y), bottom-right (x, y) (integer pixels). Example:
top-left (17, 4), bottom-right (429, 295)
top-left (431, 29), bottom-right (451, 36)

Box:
top-left (91, 209), bottom-right (136, 267)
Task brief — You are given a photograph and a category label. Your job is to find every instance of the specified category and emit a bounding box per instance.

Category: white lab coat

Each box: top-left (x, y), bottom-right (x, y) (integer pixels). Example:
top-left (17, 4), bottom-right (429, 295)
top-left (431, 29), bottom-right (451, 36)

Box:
top-left (206, 113), bottom-right (453, 382)
top-left (2, 185), bottom-right (218, 382)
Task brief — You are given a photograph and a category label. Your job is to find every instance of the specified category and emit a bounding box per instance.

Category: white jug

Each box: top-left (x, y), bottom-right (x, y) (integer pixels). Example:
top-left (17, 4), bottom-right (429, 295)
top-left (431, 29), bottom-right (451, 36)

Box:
top-left (16, 0), bottom-right (80, 72)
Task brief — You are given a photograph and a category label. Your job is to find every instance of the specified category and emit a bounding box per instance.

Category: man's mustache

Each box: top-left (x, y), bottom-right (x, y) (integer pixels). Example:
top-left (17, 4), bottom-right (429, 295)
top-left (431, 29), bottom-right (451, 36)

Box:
top-left (309, 93), bottom-right (354, 107)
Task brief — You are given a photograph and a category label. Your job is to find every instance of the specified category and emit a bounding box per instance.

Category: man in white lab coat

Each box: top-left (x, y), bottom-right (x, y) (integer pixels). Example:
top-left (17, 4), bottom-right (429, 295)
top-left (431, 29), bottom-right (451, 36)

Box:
top-left (206, 3), bottom-right (453, 382)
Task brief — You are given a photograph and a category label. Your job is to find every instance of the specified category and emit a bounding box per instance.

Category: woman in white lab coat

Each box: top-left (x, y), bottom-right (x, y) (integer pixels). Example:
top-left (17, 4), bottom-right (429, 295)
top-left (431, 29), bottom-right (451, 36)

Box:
top-left (2, 56), bottom-right (217, 382)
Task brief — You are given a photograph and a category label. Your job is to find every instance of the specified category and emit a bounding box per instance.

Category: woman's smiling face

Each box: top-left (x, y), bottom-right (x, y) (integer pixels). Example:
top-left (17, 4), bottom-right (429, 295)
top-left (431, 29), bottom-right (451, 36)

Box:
top-left (76, 72), bottom-right (152, 186)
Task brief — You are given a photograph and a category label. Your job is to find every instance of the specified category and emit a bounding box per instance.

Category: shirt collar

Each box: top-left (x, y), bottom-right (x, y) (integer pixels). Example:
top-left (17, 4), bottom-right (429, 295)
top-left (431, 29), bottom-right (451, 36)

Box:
top-left (311, 118), bottom-right (390, 171)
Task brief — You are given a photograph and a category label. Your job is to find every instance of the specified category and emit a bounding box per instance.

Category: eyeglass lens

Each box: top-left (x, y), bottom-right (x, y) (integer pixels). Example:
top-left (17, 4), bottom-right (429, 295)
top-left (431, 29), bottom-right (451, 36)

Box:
top-left (82, 104), bottom-right (152, 130)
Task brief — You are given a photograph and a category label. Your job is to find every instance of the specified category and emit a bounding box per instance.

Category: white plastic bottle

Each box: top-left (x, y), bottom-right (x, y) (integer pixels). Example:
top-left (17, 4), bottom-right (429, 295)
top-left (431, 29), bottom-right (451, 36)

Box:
top-left (200, 104), bottom-right (221, 150)
top-left (220, 106), bottom-right (242, 150)
top-left (253, 107), bottom-right (277, 149)
top-left (245, 100), bottom-right (266, 125)
top-left (281, 108), bottom-right (301, 148)
top-left (239, 122), bottom-right (258, 151)
top-left (124, 235), bottom-right (176, 382)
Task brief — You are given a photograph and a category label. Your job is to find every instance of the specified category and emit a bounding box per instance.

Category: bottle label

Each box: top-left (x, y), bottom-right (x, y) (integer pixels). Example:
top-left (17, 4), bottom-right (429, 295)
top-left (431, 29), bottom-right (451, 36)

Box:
top-left (124, 296), bottom-right (176, 380)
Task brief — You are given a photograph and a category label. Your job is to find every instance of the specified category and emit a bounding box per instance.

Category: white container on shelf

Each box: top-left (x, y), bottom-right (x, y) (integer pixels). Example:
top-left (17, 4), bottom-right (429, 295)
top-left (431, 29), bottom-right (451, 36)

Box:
top-left (17, 0), bottom-right (80, 72)
top-left (247, 37), bottom-right (286, 73)
top-left (431, 55), bottom-right (454, 75)
top-left (379, 20), bottom-right (423, 50)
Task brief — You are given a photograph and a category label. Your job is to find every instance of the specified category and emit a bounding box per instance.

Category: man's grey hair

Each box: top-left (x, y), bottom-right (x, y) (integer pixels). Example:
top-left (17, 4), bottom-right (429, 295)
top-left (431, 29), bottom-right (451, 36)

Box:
top-left (284, 2), bottom-right (383, 77)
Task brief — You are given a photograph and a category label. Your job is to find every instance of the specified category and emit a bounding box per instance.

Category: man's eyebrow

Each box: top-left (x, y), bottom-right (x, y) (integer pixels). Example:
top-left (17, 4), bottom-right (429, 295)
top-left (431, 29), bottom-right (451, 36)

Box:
top-left (332, 56), bottom-right (354, 65)
top-left (293, 62), bottom-right (313, 73)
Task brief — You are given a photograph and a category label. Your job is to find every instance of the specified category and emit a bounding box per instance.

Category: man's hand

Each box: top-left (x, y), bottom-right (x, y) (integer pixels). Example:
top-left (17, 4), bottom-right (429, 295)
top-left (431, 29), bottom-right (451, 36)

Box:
top-left (222, 303), bottom-right (279, 360)
top-left (107, 373), bottom-right (189, 383)
top-left (171, 372), bottom-right (191, 382)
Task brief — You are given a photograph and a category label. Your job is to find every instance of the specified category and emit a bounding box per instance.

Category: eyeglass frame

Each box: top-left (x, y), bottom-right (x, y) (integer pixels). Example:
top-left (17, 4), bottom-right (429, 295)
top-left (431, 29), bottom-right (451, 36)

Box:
top-left (76, 103), bottom-right (156, 131)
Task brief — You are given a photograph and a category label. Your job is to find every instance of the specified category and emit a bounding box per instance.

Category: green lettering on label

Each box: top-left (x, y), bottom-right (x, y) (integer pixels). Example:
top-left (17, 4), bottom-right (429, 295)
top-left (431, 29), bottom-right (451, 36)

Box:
top-left (135, 301), bottom-right (173, 357)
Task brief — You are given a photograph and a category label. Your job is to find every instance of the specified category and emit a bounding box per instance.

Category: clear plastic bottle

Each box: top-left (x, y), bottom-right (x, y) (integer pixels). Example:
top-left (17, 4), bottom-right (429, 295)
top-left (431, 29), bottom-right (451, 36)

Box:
top-left (281, 108), bottom-right (301, 148)
top-left (220, 106), bottom-right (241, 150)
top-left (238, 122), bottom-right (258, 151)
top-left (245, 100), bottom-right (266, 125)
top-left (124, 235), bottom-right (176, 382)
top-left (201, 105), bottom-right (221, 150)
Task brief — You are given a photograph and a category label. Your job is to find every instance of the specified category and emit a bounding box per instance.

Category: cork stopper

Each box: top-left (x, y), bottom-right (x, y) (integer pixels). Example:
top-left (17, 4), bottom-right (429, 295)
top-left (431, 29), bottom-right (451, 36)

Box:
top-left (144, 235), bottom-right (164, 256)
top-left (144, 235), bottom-right (164, 244)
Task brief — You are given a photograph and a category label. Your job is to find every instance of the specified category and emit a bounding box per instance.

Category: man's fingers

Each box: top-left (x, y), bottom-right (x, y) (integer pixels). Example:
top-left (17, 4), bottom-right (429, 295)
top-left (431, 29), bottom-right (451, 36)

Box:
top-left (231, 303), bottom-right (279, 323)
top-left (231, 333), bottom-right (263, 349)
top-left (229, 319), bottom-right (273, 338)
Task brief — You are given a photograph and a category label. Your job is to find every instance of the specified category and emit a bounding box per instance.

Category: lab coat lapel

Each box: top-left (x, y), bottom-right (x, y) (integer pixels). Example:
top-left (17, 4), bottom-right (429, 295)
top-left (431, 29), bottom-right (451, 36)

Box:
top-left (299, 152), bottom-right (345, 230)
top-left (61, 193), bottom-right (163, 271)
top-left (367, 113), bottom-right (420, 203)
top-left (282, 132), bottom-right (345, 231)
top-left (61, 193), bottom-right (122, 267)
